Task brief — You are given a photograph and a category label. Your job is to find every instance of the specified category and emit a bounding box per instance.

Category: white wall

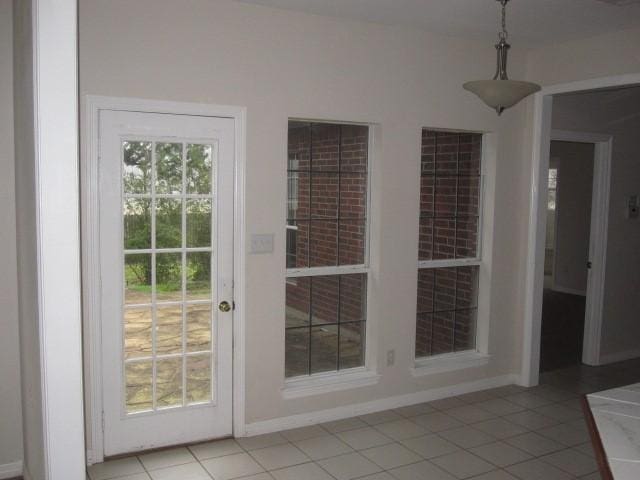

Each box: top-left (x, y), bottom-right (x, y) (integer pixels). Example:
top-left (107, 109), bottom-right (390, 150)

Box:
top-left (551, 89), bottom-right (640, 362)
top-left (0, 0), bottom-right (23, 476)
top-left (13, 0), bottom-right (45, 477)
top-left (526, 26), bottom-right (640, 86)
top-left (550, 141), bottom-right (594, 294)
top-left (79, 0), bottom-right (532, 445)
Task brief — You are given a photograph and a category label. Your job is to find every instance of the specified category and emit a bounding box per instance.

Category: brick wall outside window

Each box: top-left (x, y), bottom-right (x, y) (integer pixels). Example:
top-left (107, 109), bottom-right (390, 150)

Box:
top-left (416, 130), bottom-right (482, 358)
top-left (285, 122), bottom-right (369, 378)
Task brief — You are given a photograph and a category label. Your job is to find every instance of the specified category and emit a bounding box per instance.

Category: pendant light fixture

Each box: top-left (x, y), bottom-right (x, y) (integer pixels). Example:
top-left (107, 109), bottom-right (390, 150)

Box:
top-left (463, 0), bottom-right (540, 115)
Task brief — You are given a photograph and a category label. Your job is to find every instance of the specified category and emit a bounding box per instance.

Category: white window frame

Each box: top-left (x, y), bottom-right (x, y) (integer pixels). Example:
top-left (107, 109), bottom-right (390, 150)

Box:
top-left (283, 119), bottom-right (377, 395)
top-left (412, 129), bottom-right (494, 375)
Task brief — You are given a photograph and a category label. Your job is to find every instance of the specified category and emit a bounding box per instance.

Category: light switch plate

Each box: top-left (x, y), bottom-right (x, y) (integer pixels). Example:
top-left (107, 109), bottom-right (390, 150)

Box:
top-left (250, 234), bottom-right (274, 254)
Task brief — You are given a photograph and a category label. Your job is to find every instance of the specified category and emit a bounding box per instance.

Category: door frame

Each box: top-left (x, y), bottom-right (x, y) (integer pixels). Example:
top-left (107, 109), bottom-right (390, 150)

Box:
top-left (549, 130), bottom-right (612, 362)
top-left (520, 72), bottom-right (640, 387)
top-left (82, 96), bottom-right (247, 464)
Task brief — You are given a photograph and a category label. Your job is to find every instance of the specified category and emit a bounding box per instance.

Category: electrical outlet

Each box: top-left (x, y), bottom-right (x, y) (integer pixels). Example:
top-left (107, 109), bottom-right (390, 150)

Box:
top-left (386, 349), bottom-right (395, 367)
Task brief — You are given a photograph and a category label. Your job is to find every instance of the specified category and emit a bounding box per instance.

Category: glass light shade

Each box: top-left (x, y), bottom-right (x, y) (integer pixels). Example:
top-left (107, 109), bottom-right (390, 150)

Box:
top-left (463, 79), bottom-right (540, 114)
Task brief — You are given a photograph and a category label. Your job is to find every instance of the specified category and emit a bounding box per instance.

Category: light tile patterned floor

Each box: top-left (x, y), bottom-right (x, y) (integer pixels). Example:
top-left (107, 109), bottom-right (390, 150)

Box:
top-left (87, 359), bottom-right (640, 480)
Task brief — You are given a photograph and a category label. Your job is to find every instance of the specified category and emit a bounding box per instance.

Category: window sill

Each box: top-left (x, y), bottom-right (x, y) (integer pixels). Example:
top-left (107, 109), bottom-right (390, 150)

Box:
top-left (282, 368), bottom-right (381, 400)
top-left (411, 351), bottom-right (490, 377)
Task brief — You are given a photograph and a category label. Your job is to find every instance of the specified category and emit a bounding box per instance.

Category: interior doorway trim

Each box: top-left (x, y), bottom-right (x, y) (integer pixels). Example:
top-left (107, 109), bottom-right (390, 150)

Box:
top-left (82, 96), bottom-right (247, 464)
top-left (521, 72), bottom-right (640, 387)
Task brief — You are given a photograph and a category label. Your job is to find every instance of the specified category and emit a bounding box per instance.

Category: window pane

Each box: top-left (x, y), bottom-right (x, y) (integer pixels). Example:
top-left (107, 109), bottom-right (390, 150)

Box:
top-left (124, 198), bottom-right (151, 250)
top-left (125, 254), bottom-right (151, 304)
top-left (311, 124), bottom-right (340, 171)
top-left (340, 173), bottom-right (367, 218)
top-left (156, 252), bottom-right (182, 302)
top-left (548, 168), bottom-right (558, 189)
top-left (435, 132), bottom-right (459, 175)
top-left (415, 313), bottom-right (433, 358)
top-left (415, 266), bottom-right (479, 359)
top-left (339, 220), bottom-right (365, 265)
top-left (340, 125), bottom-right (368, 172)
top-left (417, 269), bottom-right (434, 314)
top-left (186, 354), bottom-right (211, 404)
top-left (548, 189), bottom-right (556, 211)
top-left (288, 122), bottom-right (311, 171)
top-left (123, 141), bottom-right (152, 194)
top-left (156, 198), bottom-right (182, 249)
top-left (125, 360), bottom-right (153, 413)
top-left (286, 277), bottom-right (310, 328)
top-left (187, 304), bottom-right (211, 352)
top-left (311, 173), bottom-right (339, 219)
top-left (186, 199), bottom-right (211, 247)
top-left (309, 220), bottom-right (338, 267)
top-left (186, 144), bottom-right (212, 194)
top-left (310, 325), bottom-right (338, 374)
top-left (421, 130), bottom-right (436, 175)
top-left (456, 217), bottom-right (479, 259)
top-left (454, 309), bottom-right (477, 352)
top-left (285, 273), bottom-right (368, 378)
top-left (339, 274), bottom-right (366, 323)
top-left (418, 216), bottom-right (433, 261)
top-left (124, 308), bottom-right (152, 359)
top-left (286, 221), bottom-right (308, 268)
top-left (156, 357), bottom-right (183, 408)
top-left (456, 266), bottom-right (479, 309)
top-left (434, 268), bottom-right (456, 312)
top-left (458, 134), bottom-right (482, 175)
top-left (156, 305), bottom-right (183, 355)
top-left (287, 172), bottom-right (310, 220)
top-left (434, 176), bottom-right (457, 216)
top-left (431, 311), bottom-right (455, 355)
top-left (457, 176), bottom-right (480, 216)
top-left (311, 276), bottom-right (339, 325)
top-left (155, 143), bottom-right (183, 195)
top-left (285, 327), bottom-right (309, 377)
top-left (186, 252), bottom-right (211, 300)
top-left (339, 322), bottom-right (365, 369)
top-left (420, 176), bottom-right (434, 217)
top-left (433, 218), bottom-right (456, 260)
top-left (420, 130), bottom-right (482, 263)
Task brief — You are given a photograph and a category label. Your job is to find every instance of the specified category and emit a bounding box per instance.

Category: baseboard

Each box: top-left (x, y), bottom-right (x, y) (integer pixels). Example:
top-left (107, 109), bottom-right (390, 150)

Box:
top-left (551, 285), bottom-right (586, 296)
top-left (243, 373), bottom-right (519, 436)
top-left (0, 461), bottom-right (23, 480)
top-left (599, 348), bottom-right (640, 365)
top-left (86, 449), bottom-right (100, 467)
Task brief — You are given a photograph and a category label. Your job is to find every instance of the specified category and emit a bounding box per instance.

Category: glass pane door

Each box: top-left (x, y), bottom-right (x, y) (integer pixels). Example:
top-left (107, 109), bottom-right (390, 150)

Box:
top-left (122, 140), bottom-right (217, 414)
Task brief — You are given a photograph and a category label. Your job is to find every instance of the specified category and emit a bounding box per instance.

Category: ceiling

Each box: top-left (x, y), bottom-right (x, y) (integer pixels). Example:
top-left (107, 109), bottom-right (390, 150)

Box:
top-left (234, 0), bottom-right (640, 46)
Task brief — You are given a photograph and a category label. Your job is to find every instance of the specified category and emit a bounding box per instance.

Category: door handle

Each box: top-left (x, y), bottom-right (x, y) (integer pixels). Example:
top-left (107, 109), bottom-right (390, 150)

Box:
top-left (587, 261), bottom-right (592, 269)
top-left (218, 301), bottom-right (232, 312)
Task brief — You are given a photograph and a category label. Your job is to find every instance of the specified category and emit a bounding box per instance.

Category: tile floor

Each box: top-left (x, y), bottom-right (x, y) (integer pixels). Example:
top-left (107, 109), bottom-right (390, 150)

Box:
top-left (88, 359), bottom-right (640, 480)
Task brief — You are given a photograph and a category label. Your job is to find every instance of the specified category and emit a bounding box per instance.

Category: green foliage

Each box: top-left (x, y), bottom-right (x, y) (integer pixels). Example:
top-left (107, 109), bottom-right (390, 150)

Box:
top-left (123, 141), bottom-right (213, 292)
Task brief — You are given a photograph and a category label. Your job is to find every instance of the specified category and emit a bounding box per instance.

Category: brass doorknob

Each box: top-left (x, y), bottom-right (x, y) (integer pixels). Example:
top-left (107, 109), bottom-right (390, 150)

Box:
top-left (218, 301), bottom-right (232, 312)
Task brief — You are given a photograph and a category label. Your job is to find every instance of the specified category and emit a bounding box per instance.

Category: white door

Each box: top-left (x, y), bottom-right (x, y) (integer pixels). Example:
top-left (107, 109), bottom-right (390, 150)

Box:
top-left (99, 110), bottom-right (235, 456)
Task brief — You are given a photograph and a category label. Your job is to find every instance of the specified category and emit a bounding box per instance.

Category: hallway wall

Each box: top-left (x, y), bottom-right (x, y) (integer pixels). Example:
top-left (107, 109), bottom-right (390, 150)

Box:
top-left (550, 140), bottom-right (594, 295)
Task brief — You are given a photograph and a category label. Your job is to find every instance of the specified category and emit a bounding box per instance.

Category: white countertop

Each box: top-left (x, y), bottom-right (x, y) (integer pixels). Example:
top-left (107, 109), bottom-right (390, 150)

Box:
top-left (587, 383), bottom-right (640, 480)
